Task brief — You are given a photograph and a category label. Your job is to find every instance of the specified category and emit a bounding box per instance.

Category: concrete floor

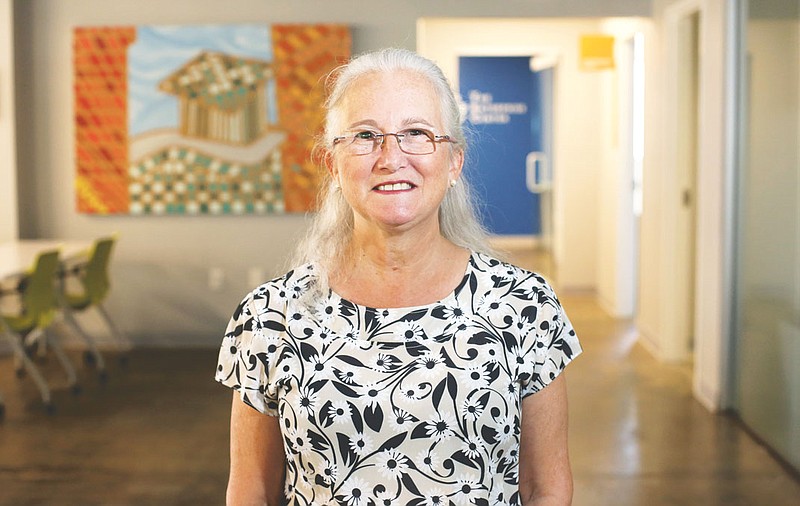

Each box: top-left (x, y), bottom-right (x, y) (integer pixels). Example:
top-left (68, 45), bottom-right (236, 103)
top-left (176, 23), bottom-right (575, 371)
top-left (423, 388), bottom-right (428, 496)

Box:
top-left (1, 248), bottom-right (799, 505)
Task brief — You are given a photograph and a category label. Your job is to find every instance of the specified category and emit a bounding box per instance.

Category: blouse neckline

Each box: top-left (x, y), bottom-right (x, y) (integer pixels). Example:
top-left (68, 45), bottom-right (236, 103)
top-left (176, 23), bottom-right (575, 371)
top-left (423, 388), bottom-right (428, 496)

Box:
top-left (325, 251), bottom-right (474, 313)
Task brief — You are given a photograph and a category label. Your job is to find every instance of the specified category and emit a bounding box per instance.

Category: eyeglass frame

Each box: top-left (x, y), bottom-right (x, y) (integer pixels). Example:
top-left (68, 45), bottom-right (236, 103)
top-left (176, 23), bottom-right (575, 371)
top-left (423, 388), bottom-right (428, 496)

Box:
top-left (331, 128), bottom-right (455, 156)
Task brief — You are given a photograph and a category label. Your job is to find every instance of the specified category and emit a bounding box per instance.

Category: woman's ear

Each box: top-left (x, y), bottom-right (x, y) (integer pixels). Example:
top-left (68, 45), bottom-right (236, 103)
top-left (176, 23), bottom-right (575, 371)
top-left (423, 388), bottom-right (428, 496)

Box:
top-left (449, 148), bottom-right (464, 183)
top-left (325, 150), bottom-right (338, 180)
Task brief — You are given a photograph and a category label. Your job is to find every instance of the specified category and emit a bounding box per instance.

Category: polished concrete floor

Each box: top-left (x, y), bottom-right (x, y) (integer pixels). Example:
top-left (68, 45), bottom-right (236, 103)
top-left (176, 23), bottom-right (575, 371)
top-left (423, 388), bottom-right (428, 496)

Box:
top-left (1, 248), bottom-right (799, 505)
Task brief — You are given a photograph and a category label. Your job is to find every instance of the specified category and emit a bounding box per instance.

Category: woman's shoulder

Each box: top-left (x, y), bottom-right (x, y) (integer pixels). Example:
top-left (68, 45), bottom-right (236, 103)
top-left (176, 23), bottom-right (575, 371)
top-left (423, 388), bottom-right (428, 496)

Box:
top-left (256, 262), bottom-right (317, 290)
top-left (467, 250), bottom-right (563, 306)
top-left (471, 251), bottom-right (551, 285)
top-left (238, 262), bottom-right (321, 309)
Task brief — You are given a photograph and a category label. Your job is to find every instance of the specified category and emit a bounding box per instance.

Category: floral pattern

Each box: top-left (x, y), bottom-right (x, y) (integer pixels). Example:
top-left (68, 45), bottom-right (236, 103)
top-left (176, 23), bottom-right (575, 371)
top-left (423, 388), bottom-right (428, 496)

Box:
top-left (216, 252), bottom-right (581, 505)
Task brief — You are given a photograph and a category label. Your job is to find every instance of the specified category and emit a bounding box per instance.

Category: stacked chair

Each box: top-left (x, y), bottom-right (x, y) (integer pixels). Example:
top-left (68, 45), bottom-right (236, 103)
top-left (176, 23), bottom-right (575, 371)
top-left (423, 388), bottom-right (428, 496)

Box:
top-left (60, 235), bottom-right (130, 377)
top-left (0, 249), bottom-right (79, 413)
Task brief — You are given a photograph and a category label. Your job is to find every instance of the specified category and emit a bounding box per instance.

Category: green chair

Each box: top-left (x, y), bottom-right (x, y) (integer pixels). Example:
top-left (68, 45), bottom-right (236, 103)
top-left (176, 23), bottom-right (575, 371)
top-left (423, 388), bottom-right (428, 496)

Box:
top-left (61, 236), bottom-right (129, 376)
top-left (1, 249), bottom-right (78, 412)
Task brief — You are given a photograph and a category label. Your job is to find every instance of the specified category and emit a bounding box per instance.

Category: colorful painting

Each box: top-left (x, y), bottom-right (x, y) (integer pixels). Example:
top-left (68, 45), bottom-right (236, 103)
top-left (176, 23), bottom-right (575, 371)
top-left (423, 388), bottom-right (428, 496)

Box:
top-left (73, 24), bottom-right (350, 215)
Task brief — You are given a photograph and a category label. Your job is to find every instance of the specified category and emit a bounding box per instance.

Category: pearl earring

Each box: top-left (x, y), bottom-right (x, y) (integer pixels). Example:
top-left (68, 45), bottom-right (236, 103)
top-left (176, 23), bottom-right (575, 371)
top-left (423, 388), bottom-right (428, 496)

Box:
top-left (449, 179), bottom-right (457, 188)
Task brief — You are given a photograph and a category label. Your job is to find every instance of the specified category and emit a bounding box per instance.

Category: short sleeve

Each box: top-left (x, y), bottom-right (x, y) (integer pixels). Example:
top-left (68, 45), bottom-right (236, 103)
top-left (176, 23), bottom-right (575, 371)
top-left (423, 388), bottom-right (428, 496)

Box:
top-left (215, 285), bottom-right (285, 416)
top-left (518, 279), bottom-right (582, 398)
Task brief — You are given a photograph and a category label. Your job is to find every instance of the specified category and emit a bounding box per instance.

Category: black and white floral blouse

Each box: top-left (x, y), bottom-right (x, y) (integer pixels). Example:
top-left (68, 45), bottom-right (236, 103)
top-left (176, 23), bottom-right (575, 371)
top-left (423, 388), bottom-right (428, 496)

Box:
top-left (216, 252), bottom-right (581, 506)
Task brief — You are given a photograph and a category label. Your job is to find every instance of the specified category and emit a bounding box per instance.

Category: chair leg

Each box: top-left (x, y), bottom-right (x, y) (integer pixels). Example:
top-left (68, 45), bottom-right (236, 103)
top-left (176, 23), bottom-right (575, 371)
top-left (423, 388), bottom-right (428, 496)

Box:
top-left (14, 328), bottom-right (44, 376)
top-left (61, 309), bottom-right (106, 374)
top-left (43, 329), bottom-right (79, 391)
top-left (96, 304), bottom-right (132, 356)
top-left (12, 336), bottom-right (24, 377)
top-left (3, 331), bottom-right (52, 408)
top-left (23, 328), bottom-right (49, 360)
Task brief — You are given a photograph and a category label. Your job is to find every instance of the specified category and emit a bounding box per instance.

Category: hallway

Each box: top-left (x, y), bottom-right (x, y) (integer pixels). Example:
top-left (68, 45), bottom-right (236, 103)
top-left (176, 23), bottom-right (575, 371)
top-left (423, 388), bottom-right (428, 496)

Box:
top-left (563, 291), bottom-right (800, 504)
top-left (0, 248), bottom-right (799, 505)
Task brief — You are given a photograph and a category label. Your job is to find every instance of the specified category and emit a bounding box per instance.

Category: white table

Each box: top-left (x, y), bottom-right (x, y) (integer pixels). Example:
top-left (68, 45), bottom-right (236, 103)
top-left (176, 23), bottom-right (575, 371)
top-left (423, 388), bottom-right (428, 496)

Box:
top-left (0, 240), bottom-right (93, 282)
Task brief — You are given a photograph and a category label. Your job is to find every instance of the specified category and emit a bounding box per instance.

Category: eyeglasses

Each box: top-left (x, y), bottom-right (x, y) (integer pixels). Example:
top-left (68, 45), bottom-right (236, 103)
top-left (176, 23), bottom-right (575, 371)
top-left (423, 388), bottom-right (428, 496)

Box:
top-left (332, 128), bottom-right (454, 156)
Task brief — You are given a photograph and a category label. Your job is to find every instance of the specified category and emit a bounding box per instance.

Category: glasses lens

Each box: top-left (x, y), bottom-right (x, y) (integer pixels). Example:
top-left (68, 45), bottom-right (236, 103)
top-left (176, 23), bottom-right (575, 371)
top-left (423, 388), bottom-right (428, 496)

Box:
top-left (350, 132), bottom-right (378, 154)
top-left (399, 129), bottom-right (435, 155)
top-left (340, 129), bottom-right (438, 155)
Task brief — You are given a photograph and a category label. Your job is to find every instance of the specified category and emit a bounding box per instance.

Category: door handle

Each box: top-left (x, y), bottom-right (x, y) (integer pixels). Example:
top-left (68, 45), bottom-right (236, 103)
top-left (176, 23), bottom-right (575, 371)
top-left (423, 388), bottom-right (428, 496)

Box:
top-left (526, 151), bottom-right (551, 193)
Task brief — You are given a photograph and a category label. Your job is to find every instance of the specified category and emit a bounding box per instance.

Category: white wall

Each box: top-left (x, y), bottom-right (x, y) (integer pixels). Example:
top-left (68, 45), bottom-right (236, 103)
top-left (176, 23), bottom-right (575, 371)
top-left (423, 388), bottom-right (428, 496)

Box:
top-left (637, 14), bottom-right (665, 352)
top-left (743, 20), bottom-right (799, 303)
top-left (12, 0), bottom-right (652, 346)
top-left (737, 17), bottom-right (800, 469)
top-left (0, 0), bottom-right (18, 242)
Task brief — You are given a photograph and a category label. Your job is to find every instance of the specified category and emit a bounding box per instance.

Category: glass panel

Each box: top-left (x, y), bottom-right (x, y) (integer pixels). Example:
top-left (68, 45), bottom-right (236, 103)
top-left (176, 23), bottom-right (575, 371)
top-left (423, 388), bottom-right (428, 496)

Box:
top-left (736, 0), bottom-right (800, 471)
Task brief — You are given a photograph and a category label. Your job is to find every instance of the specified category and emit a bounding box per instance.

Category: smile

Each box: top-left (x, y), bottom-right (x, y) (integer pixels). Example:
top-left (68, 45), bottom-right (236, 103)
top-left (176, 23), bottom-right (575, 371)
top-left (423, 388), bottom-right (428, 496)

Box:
top-left (374, 182), bottom-right (414, 191)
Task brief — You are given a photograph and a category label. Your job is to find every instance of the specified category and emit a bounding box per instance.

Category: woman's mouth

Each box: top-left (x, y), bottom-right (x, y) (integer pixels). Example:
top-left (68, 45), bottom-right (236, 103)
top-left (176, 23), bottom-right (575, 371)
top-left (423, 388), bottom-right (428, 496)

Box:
top-left (374, 182), bottom-right (414, 191)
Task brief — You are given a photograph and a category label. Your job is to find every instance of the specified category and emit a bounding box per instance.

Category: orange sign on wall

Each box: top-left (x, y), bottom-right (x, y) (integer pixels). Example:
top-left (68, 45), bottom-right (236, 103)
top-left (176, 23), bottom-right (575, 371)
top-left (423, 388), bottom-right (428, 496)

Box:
top-left (579, 35), bottom-right (615, 71)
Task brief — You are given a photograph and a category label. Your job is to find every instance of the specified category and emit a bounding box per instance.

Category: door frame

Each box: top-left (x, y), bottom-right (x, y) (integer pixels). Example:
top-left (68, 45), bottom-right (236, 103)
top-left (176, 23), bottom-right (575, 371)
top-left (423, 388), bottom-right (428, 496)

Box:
top-left (660, 0), bottom-right (702, 362)
top-left (614, 34), bottom-right (643, 318)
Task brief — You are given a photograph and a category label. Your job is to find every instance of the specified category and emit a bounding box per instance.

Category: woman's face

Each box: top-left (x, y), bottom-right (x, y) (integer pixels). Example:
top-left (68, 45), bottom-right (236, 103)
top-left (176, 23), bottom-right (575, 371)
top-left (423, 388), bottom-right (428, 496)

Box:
top-left (329, 70), bottom-right (463, 236)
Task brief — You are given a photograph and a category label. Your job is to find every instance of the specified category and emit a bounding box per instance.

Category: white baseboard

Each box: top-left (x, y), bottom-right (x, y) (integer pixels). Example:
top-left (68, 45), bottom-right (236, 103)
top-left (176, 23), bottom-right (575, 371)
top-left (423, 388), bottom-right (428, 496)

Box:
top-left (693, 377), bottom-right (721, 413)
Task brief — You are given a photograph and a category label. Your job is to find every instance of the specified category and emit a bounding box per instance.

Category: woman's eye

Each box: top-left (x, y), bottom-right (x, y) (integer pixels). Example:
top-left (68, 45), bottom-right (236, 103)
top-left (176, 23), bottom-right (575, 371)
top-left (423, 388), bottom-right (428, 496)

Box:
top-left (354, 131), bottom-right (377, 140)
top-left (405, 129), bottom-right (425, 137)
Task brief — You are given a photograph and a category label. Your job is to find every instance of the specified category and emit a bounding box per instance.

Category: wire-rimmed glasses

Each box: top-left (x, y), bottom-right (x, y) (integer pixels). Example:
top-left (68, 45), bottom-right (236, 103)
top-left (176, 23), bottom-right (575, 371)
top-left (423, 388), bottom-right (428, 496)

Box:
top-left (332, 128), bottom-right (453, 155)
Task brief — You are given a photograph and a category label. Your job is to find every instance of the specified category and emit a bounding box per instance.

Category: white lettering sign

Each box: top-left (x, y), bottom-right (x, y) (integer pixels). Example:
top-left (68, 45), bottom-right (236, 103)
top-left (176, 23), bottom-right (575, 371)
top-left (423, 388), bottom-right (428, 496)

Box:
top-left (466, 90), bottom-right (527, 125)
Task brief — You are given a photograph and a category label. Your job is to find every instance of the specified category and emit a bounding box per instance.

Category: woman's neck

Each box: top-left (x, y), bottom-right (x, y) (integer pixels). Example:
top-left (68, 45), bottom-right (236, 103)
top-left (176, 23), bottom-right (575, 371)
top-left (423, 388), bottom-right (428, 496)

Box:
top-left (330, 227), bottom-right (470, 308)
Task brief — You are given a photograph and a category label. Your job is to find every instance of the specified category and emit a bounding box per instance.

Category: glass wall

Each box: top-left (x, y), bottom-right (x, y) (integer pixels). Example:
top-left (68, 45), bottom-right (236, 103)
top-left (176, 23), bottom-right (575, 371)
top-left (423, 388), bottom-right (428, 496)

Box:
top-left (735, 0), bottom-right (800, 472)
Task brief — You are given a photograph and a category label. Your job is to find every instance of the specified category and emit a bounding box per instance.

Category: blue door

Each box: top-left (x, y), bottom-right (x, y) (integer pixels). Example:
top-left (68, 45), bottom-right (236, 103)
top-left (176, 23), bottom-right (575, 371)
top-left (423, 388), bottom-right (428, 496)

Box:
top-left (459, 56), bottom-right (545, 236)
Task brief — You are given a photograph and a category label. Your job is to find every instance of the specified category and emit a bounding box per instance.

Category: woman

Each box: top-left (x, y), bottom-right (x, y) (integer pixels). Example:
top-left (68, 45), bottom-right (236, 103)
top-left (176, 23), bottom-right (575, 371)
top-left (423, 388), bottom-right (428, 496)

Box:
top-left (216, 48), bottom-right (582, 506)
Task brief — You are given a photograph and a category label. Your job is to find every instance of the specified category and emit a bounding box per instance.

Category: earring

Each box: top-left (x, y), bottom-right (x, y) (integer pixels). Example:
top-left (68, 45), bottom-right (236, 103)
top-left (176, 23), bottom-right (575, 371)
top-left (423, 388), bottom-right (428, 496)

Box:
top-left (449, 179), bottom-right (457, 188)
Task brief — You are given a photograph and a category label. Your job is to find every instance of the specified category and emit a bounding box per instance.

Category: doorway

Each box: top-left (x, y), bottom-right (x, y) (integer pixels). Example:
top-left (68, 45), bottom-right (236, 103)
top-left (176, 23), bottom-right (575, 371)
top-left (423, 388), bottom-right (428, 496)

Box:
top-left (457, 56), bottom-right (554, 244)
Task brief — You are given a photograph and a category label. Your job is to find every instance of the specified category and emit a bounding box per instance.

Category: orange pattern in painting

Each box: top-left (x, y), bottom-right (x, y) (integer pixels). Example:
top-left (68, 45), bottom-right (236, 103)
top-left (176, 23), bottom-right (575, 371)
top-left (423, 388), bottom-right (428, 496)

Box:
top-left (73, 27), bottom-right (136, 214)
top-left (272, 25), bottom-right (351, 212)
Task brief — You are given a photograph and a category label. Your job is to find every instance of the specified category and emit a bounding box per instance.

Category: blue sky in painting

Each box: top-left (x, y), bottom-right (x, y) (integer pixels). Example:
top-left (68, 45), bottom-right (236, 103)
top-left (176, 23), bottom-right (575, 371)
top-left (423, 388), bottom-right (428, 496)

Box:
top-left (128, 24), bottom-right (274, 137)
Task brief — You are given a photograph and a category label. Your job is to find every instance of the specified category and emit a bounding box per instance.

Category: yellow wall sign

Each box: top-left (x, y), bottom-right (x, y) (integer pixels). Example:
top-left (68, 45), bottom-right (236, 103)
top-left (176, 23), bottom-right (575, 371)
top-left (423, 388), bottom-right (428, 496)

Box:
top-left (580, 35), bottom-right (615, 71)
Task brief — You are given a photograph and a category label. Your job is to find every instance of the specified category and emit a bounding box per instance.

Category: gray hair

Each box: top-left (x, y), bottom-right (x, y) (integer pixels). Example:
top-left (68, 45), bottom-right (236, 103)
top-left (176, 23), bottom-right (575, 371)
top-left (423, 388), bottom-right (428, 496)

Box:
top-left (291, 48), bottom-right (494, 276)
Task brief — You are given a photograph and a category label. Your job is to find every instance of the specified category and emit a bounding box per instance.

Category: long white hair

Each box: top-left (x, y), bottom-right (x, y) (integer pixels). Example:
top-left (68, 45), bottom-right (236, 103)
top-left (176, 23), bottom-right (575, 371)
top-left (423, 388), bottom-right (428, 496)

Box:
top-left (291, 48), bottom-right (494, 277)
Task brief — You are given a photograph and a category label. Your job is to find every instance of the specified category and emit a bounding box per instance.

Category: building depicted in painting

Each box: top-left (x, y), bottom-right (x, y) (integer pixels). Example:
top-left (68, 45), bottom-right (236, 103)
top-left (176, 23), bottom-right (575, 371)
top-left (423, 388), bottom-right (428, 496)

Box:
top-left (158, 51), bottom-right (275, 145)
top-left (127, 49), bottom-right (285, 215)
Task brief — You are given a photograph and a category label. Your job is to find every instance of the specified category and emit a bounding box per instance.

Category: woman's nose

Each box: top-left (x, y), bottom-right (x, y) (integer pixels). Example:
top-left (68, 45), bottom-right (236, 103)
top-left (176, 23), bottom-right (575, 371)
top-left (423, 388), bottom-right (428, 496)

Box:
top-left (375, 134), bottom-right (405, 170)
top-left (378, 133), bottom-right (404, 152)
